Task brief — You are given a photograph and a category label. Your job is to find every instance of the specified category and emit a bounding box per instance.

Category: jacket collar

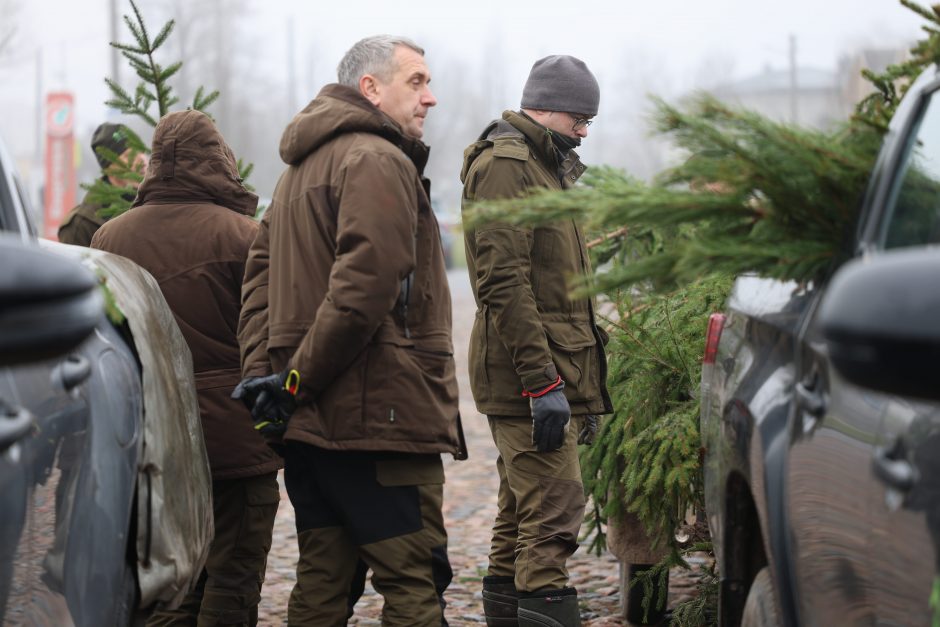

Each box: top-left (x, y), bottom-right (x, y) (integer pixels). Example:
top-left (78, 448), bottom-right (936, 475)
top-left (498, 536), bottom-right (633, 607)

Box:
top-left (502, 110), bottom-right (586, 186)
top-left (280, 84), bottom-right (430, 175)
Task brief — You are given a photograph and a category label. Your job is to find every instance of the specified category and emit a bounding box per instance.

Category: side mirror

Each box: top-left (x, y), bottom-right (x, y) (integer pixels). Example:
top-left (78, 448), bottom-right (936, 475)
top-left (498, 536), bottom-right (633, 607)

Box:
top-left (819, 247), bottom-right (940, 401)
top-left (0, 235), bottom-right (103, 365)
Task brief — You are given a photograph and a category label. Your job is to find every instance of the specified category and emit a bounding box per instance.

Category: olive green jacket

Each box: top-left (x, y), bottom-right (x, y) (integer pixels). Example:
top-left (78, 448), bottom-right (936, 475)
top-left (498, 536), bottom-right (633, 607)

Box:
top-left (459, 110), bottom-right (612, 417)
top-left (58, 185), bottom-right (108, 247)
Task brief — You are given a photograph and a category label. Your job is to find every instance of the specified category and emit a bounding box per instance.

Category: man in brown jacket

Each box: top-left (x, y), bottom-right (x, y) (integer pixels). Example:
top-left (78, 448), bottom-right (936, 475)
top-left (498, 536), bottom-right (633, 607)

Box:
top-left (235, 35), bottom-right (464, 626)
top-left (58, 122), bottom-right (146, 246)
top-left (91, 110), bottom-right (282, 627)
top-left (459, 55), bottom-right (613, 627)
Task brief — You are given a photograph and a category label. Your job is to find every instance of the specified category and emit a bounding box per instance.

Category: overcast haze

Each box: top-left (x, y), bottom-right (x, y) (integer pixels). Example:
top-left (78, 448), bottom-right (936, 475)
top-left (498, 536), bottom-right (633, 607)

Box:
top-left (0, 0), bottom-right (925, 217)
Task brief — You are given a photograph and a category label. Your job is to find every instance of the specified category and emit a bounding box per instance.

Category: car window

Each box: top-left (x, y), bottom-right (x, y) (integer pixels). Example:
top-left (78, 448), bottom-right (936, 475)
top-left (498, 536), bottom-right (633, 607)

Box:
top-left (881, 90), bottom-right (940, 249)
top-left (12, 176), bottom-right (36, 237)
top-left (0, 157), bottom-right (17, 233)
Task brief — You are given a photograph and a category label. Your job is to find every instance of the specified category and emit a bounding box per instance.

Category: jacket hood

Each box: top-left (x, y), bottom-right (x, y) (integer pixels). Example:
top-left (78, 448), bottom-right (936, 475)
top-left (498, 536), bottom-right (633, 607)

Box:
top-left (134, 110), bottom-right (258, 217)
top-left (279, 84), bottom-right (430, 173)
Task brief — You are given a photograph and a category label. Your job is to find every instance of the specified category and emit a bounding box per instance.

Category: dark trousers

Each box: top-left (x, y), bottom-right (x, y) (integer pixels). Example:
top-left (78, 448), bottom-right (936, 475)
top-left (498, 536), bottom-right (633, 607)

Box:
top-left (147, 472), bottom-right (280, 627)
top-left (284, 442), bottom-right (451, 627)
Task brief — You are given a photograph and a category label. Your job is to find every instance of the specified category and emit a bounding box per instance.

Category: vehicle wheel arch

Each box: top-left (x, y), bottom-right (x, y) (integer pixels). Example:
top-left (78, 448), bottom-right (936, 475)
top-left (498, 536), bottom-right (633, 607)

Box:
top-left (721, 470), bottom-right (769, 627)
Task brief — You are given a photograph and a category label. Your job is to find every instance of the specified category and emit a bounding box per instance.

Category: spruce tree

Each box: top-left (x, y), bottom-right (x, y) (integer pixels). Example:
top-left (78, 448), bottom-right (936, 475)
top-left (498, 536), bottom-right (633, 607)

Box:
top-left (84, 0), bottom-right (252, 219)
top-left (466, 3), bottom-right (940, 624)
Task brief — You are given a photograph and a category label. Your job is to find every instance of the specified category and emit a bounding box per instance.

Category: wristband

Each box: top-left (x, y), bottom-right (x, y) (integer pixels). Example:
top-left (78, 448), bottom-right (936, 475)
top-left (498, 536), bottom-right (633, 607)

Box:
top-left (521, 375), bottom-right (563, 398)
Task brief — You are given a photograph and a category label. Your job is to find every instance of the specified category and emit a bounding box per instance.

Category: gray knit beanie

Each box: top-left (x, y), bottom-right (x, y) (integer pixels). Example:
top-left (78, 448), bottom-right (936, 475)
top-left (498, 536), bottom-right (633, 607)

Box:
top-left (521, 55), bottom-right (599, 116)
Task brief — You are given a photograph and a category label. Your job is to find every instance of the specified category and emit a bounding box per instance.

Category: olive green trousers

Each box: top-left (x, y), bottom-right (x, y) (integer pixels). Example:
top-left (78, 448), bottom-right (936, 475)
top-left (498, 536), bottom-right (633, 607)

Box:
top-left (146, 471), bottom-right (280, 627)
top-left (487, 416), bottom-right (586, 593)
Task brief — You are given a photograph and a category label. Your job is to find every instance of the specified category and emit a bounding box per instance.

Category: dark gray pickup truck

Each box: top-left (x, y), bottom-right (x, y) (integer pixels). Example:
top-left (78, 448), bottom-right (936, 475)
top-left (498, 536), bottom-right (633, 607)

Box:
top-left (701, 65), bottom-right (940, 626)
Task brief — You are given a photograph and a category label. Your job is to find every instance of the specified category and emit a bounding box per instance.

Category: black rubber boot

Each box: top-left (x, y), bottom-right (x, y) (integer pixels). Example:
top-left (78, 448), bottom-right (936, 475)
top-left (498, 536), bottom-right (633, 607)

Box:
top-left (483, 575), bottom-right (519, 626)
top-left (517, 587), bottom-right (581, 627)
top-left (625, 564), bottom-right (669, 625)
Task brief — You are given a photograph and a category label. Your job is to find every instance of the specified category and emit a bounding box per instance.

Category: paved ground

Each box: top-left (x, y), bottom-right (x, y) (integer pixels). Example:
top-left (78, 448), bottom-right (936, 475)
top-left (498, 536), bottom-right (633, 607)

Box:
top-left (258, 270), bottom-right (699, 625)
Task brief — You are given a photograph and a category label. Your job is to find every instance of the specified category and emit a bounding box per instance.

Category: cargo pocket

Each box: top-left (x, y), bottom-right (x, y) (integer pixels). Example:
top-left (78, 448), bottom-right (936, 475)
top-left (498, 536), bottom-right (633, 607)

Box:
top-left (232, 474), bottom-right (280, 567)
top-left (543, 320), bottom-right (596, 402)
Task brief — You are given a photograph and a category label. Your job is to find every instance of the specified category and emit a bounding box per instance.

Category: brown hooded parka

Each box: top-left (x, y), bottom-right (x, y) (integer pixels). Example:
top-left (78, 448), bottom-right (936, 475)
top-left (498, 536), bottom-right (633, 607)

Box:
top-left (238, 84), bottom-right (465, 458)
top-left (91, 110), bottom-right (282, 480)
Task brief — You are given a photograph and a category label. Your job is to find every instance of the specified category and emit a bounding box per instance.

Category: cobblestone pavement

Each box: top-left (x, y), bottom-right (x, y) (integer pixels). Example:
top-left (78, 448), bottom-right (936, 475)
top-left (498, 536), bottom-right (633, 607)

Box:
top-left (258, 270), bottom-right (700, 626)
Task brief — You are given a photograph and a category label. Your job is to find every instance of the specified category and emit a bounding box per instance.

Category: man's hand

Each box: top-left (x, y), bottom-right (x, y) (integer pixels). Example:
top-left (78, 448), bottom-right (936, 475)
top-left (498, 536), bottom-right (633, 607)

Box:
top-left (525, 378), bottom-right (570, 452)
top-left (232, 369), bottom-right (300, 437)
top-left (578, 415), bottom-right (599, 445)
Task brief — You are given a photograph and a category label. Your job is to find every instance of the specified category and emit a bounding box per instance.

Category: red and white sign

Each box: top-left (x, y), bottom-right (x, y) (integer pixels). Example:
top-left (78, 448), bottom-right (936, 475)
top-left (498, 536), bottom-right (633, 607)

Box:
top-left (44, 92), bottom-right (76, 239)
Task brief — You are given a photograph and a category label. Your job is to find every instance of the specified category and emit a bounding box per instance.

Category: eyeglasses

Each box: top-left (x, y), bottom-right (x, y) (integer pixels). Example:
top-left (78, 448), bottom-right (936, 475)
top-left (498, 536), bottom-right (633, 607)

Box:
top-left (571, 115), bottom-right (594, 132)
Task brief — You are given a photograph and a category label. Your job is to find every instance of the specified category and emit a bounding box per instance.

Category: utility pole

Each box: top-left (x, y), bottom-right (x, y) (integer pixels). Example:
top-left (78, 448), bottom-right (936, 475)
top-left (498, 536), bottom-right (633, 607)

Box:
top-left (789, 33), bottom-right (798, 124)
top-left (287, 18), bottom-right (296, 120)
top-left (34, 47), bottom-right (43, 205)
top-left (110, 0), bottom-right (120, 86)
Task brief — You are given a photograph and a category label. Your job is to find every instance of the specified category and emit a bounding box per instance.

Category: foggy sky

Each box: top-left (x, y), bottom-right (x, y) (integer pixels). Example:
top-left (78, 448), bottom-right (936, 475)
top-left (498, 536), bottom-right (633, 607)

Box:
top-left (0, 0), bottom-right (924, 212)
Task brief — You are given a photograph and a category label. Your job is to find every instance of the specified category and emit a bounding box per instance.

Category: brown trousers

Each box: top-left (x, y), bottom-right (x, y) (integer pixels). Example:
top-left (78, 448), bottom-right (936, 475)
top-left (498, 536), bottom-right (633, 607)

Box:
top-left (146, 472), bottom-right (280, 627)
top-left (487, 416), bottom-right (586, 593)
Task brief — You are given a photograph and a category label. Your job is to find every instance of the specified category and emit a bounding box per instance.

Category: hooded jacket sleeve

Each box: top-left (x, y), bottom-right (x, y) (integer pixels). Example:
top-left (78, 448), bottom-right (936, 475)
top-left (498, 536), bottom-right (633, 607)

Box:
top-left (238, 208), bottom-right (273, 378)
top-left (287, 150), bottom-right (418, 397)
top-left (467, 155), bottom-right (558, 392)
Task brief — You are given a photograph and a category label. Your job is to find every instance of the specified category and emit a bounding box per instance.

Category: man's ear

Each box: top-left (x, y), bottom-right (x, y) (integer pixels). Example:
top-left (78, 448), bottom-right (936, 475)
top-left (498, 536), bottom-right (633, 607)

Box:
top-left (359, 74), bottom-right (381, 107)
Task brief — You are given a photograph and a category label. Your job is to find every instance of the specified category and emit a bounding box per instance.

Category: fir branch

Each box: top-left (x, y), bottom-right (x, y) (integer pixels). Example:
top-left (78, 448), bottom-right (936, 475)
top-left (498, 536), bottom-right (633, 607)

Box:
top-left (110, 41), bottom-right (145, 54)
top-left (122, 13), bottom-right (144, 48)
top-left (160, 60), bottom-right (183, 83)
top-left (901, 0), bottom-right (940, 23)
top-left (192, 86), bottom-right (221, 112)
top-left (151, 20), bottom-right (175, 51)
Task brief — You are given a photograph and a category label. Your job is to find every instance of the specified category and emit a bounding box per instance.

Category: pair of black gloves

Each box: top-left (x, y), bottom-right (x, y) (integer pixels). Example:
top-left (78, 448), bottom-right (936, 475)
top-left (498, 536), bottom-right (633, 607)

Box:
top-left (527, 379), bottom-right (598, 452)
top-left (231, 369), bottom-right (300, 437)
top-left (231, 369), bottom-right (599, 451)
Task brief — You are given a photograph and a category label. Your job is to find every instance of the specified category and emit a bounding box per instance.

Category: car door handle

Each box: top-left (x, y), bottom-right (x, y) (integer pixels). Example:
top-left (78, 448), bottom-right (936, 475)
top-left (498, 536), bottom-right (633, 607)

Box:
top-left (57, 354), bottom-right (92, 391)
top-left (873, 445), bottom-right (917, 491)
top-left (0, 400), bottom-right (35, 451)
top-left (795, 381), bottom-right (826, 417)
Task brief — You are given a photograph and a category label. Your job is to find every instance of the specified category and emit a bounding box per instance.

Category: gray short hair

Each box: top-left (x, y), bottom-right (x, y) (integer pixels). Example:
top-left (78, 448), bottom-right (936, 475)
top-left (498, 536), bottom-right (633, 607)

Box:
top-left (337, 35), bottom-right (425, 87)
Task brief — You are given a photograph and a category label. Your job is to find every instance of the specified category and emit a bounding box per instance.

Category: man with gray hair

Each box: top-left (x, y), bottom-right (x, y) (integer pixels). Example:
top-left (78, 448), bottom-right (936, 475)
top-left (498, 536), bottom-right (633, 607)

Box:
top-left (235, 35), bottom-right (465, 625)
top-left (459, 55), bottom-right (613, 627)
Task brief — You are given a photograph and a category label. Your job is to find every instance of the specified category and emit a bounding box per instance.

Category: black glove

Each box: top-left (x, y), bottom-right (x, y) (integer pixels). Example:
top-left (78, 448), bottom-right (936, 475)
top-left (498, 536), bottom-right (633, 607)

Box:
top-left (578, 415), bottom-right (599, 445)
top-left (526, 378), bottom-right (570, 452)
top-left (231, 369), bottom-right (300, 438)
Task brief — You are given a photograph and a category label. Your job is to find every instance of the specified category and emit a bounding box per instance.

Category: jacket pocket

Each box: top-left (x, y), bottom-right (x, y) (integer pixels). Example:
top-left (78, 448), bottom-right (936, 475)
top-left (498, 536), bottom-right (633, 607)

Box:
top-left (543, 320), bottom-right (598, 403)
top-left (314, 349), bottom-right (367, 441)
top-left (481, 307), bottom-right (525, 402)
top-left (364, 343), bottom-right (459, 445)
top-left (468, 307), bottom-right (489, 402)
